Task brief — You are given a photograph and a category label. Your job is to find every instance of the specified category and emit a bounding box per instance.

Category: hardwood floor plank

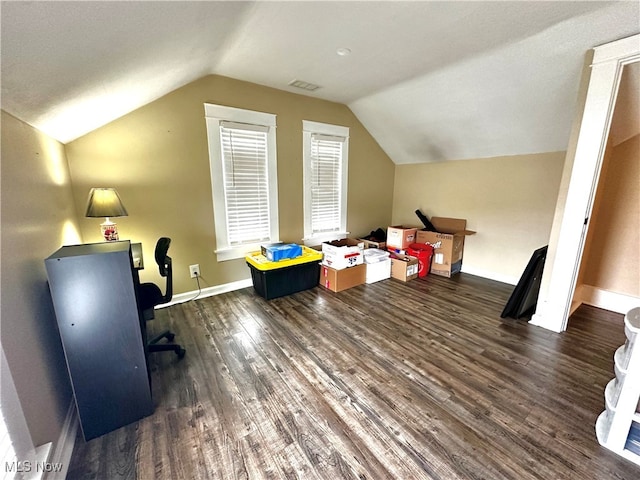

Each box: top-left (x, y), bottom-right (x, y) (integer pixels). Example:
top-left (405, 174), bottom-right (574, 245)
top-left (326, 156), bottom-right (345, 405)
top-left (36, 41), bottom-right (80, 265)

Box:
top-left (274, 294), bottom-right (544, 480)
top-left (237, 293), bottom-right (546, 480)
top-left (227, 291), bottom-right (432, 480)
top-left (66, 273), bottom-right (640, 479)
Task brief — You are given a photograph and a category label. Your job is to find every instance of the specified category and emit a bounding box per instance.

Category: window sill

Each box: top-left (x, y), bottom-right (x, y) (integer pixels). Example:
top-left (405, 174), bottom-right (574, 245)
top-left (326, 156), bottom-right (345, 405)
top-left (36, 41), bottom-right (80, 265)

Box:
top-left (215, 242), bottom-right (279, 262)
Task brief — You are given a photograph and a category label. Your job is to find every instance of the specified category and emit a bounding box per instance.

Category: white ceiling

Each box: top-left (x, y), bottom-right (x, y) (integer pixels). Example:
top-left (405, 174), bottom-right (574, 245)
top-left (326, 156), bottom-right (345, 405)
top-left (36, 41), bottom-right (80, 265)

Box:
top-left (1, 1), bottom-right (639, 164)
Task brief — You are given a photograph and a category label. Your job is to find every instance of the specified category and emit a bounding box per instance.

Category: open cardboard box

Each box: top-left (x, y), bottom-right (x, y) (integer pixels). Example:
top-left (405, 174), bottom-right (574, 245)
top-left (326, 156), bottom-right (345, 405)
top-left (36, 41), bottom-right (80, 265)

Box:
top-left (358, 238), bottom-right (387, 250)
top-left (387, 225), bottom-right (419, 250)
top-left (415, 217), bottom-right (475, 278)
top-left (389, 253), bottom-right (419, 282)
top-left (321, 238), bottom-right (364, 270)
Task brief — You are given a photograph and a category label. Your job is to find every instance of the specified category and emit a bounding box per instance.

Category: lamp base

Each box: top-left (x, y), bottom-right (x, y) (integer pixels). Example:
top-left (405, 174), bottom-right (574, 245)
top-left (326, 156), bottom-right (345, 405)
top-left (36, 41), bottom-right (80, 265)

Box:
top-left (100, 219), bottom-right (119, 241)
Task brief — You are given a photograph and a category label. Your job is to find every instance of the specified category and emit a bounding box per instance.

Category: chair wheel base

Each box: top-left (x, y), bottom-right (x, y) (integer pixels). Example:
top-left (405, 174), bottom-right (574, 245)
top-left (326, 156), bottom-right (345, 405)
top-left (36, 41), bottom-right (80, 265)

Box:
top-left (148, 342), bottom-right (185, 359)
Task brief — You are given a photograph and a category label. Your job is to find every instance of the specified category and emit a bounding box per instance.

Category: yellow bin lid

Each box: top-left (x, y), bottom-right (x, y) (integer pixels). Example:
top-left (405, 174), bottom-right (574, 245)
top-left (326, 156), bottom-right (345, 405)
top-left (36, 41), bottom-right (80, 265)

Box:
top-left (246, 245), bottom-right (322, 271)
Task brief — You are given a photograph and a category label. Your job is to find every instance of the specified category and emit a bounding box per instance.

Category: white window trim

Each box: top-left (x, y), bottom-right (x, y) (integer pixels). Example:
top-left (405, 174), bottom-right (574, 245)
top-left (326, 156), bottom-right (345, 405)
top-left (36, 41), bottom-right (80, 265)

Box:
top-left (205, 104), bottom-right (279, 261)
top-left (302, 120), bottom-right (349, 246)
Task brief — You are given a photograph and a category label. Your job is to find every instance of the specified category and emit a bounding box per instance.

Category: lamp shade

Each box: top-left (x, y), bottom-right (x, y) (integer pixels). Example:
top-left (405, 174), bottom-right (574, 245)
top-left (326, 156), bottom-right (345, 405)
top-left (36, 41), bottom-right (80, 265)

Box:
top-left (85, 188), bottom-right (128, 218)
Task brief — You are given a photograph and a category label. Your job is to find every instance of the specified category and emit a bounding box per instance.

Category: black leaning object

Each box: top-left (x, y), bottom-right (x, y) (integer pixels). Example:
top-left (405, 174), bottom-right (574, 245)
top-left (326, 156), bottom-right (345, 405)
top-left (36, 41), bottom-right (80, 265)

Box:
top-left (501, 245), bottom-right (548, 319)
top-left (415, 209), bottom-right (437, 231)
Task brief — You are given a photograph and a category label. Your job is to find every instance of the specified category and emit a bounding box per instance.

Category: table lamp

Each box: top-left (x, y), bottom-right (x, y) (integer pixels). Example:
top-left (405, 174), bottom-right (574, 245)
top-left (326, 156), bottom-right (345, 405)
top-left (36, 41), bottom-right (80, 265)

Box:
top-left (85, 188), bottom-right (128, 241)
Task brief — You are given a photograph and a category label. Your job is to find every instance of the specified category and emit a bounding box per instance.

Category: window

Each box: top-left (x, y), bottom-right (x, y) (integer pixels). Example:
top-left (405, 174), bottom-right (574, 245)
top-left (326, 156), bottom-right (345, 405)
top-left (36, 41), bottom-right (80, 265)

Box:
top-left (205, 104), bottom-right (279, 261)
top-left (302, 121), bottom-right (349, 245)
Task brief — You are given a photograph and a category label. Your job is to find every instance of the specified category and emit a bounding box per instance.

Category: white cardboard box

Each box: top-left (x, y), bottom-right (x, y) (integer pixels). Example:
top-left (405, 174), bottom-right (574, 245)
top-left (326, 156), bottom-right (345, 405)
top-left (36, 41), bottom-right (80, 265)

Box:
top-left (365, 258), bottom-right (391, 284)
top-left (321, 238), bottom-right (364, 270)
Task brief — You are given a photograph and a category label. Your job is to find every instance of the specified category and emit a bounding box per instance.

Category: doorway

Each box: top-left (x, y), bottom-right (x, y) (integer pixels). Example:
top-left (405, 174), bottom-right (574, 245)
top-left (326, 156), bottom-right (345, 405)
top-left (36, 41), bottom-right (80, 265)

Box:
top-left (530, 34), bottom-right (640, 333)
top-left (574, 63), bottom-right (640, 315)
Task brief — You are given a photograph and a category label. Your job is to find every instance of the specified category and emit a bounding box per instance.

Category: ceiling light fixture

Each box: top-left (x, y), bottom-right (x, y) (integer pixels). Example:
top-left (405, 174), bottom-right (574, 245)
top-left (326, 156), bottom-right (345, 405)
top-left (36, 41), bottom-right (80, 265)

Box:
top-left (336, 47), bottom-right (351, 56)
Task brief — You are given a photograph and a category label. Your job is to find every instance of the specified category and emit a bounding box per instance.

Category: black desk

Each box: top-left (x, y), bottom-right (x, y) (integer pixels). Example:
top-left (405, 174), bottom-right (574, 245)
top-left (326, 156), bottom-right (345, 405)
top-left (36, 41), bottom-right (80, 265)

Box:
top-left (45, 241), bottom-right (153, 441)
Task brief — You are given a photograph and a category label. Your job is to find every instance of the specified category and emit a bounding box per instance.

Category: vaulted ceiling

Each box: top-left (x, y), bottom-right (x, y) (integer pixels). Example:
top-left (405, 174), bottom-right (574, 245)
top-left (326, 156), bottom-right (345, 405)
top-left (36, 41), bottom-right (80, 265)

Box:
top-left (1, 1), bottom-right (638, 164)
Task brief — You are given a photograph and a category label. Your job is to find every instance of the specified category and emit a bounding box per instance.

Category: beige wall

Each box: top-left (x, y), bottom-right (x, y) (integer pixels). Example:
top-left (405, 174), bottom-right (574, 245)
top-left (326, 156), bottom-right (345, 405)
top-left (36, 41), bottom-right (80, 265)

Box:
top-left (578, 134), bottom-right (640, 296)
top-left (65, 75), bottom-right (395, 294)
top-left (1, 111), bottom-right (79, 446)
top-left (392, 152), bottom-right (565, 283)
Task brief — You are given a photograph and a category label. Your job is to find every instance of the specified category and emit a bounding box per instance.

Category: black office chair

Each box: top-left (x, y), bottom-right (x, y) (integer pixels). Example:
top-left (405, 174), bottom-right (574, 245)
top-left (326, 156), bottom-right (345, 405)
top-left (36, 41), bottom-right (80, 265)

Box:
top-left (138, 237), bottom-right (186, 359)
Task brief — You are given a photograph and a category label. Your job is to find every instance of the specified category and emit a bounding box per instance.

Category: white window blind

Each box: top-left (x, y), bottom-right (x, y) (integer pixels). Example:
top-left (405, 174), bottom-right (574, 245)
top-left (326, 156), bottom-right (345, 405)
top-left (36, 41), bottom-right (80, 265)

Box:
top-left (205, 104), bottom-right (279, 261)
top-left (220, 121), bottom-right (271, 245)
top-left (310, 134), bottom-right (344, 235)
top-left (302, 121), bottom-right (349, 245)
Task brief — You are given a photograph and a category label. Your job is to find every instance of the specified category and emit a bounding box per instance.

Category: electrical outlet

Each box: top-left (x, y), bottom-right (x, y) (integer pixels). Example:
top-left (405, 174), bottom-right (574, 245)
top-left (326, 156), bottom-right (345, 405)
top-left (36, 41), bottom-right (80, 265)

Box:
top-left (189, 264), bottom-right (200, 278)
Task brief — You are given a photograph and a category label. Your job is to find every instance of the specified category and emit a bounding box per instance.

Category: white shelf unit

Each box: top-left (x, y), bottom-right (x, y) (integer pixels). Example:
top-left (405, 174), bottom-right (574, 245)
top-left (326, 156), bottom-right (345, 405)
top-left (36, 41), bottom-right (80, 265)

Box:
top-left (596, 307), bottom-right (640, 465)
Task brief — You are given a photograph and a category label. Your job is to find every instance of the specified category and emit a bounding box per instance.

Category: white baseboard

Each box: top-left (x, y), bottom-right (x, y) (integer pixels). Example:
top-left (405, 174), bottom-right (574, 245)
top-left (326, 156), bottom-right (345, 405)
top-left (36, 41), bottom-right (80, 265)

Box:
top-left (460, 265), bottom-right (519, 286)
top-left (529, 300), bottom-right (567, 332)
top-left (160, 278), bottom-right (253, 308)
top-left (20, 442), bottom-right (52, 480)
top-left (575, 284), bottom-right (640, 315)
top-left (45, 400), bottom-right (78, 480)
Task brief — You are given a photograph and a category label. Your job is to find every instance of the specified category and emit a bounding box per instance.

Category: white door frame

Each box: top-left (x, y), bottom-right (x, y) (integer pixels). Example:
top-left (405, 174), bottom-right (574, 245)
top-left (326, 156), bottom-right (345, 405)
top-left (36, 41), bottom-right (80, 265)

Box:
top-left (530, 34), bottom-right (640, 333)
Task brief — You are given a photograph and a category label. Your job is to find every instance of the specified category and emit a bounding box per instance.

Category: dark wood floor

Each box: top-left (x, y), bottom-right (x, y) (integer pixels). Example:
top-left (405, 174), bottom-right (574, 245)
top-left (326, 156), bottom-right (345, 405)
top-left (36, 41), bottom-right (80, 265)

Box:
top-left (67, 273), bottom-right (640, 479)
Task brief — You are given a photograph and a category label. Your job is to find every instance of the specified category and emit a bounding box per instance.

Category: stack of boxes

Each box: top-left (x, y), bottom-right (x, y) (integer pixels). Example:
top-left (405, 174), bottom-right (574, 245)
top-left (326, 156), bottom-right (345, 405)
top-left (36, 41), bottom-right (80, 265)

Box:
top-left (378, 218), bottom-right (475, 281)
top-left (319, 239), bottom-right (366, 292)
top-left (386, 226), bottom-right (420, 282)
top-left (245, 217), bottom-right (475, 300)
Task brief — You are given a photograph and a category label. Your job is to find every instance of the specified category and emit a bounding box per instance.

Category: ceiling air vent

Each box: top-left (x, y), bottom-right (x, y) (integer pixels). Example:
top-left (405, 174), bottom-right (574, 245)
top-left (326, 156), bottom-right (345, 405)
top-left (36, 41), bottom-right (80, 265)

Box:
top-left (288, 79), bottom-right (321, 91)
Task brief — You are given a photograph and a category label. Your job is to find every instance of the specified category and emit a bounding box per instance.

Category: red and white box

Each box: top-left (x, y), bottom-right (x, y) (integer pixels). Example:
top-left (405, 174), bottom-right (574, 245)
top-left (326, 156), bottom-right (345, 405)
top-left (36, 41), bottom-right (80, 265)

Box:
top-left (321, 239), bottom-right (364, 270)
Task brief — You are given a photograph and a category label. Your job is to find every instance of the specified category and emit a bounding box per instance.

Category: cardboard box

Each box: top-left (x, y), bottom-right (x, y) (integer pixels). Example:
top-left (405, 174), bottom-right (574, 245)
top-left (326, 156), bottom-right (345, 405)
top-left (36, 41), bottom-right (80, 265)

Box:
top-left (363, 249), bottom-right (391, 284)
top-left (263, 243), bottom-right (302, 262)
top-left (358, 238), bottom-right (387, 250)
top-left (363, 248), bottom-right (390, 263)
top-left (321, 238), bottom-right (364, 270)
top-left (261, 242), bottom-right (283, 256)
top-left (390, 253), bottom-right (419, 282)
top-left (319, 264), bottom-right (366, 292)
top-left (365, 259), bottom-right (391, 284)
top-left (386, 226), bottom-right (418, 250)
top-left (415, 217), bottom-right (475, 278)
